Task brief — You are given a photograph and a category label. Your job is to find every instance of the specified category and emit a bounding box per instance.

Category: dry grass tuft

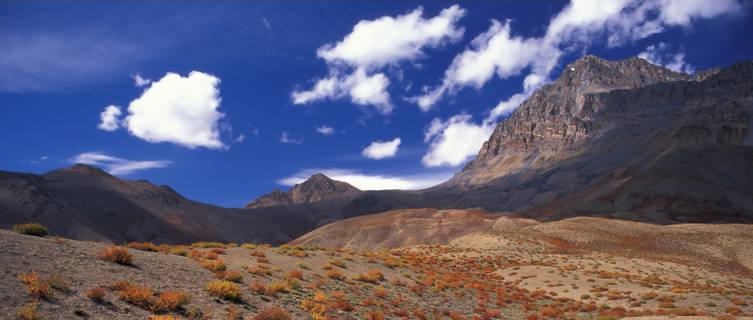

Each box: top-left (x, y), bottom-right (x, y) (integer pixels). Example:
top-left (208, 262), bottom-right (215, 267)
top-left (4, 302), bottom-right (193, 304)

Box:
top-left (220, 270), bottom-right (244, 283)
top-left (149, 316), bottom-right (178, 320)
top-left (16, 302), bottom-right (41, 320)
top-left (364, 310), bottom-right (385, 320)
top-left (13, 223), bottom-right (49, 237)
top-left (206, 280), bottom-right (242, 302)
top-left (325, 269), bottom-right (344, 280)
top-left (201, 259), bottom-right (227, 272)
top-left (86, 287), bottom-right (107, 303)
top-left (253, 305), bottom-right (291, 320)
top-left (127, 242), bottom-right (160, 252)
top-left (285, 269), bottom-right (304, 280)
top-left (355, 269), bottom-right (384, 283)
top-left (151, 290), bottom-right (190, 312)
top-left (116, 282), bottom-right (154, 307)
top-left (98, 246), bottom-right (133, 265)
top-left (19, 272), bottom-right (53, 300)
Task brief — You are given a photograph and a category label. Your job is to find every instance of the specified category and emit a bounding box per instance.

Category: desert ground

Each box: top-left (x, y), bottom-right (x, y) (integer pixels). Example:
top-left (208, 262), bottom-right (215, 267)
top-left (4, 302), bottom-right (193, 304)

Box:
top-left (2, 214), bottom-right (753, 320)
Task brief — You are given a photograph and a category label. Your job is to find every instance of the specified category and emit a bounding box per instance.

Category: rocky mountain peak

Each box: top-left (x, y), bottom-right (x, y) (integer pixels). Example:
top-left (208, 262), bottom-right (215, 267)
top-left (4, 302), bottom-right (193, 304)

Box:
top-left (50, 164), bottom-right (113, 178)
top-left (457, 55), bottom-right (750, 184)
top-left (245, 173), bottom-right (360, 209)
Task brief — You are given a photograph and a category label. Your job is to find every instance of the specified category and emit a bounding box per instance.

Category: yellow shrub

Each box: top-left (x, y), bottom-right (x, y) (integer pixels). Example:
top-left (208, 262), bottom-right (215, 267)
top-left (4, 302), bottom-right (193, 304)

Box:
top-left (151, 290), bottom-right (190, 312)
top-left (19, 272), bottom-right (53, 300)
top-left (206, 280), bottom-right (242, 301)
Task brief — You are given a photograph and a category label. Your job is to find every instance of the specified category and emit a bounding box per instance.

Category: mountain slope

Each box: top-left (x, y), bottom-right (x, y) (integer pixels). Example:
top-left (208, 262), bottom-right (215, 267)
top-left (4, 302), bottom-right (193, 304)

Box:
top-left (435, 56), bottom-right (753, 223)
top-left (245, 173), bottom-right (360, 208)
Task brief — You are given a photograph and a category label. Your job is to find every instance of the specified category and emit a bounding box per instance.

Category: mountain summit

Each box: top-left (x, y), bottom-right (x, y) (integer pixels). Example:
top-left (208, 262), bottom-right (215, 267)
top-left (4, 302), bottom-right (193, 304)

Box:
top-left (245, 173), bottom-right (360, 208)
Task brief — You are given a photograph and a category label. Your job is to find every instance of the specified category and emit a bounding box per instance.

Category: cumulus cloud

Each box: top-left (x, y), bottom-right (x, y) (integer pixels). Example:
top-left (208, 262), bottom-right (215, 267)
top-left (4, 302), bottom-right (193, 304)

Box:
top-left (280, 131), bottom-right (303, 144)
top-left (131, 74), bottom-right (152, 87)
top-left (98, 105), bottom-right (122, 131)
top-left (71, 152), bottom-right (170, 175)
top-left (362, 138), bottom-right (401, 159)
top-left (279, 168), bottom-right (453, 190)
top-left (422, 114), bottom-right (494, 167)
top-left (418, 0), bottom-right (740, 168)
top-left (638, 42), bottom-right (694, 74)
top-left (102, 71), bottom-right (227, 149)
top-left (316, 125), bottom-right (334, 135)
top-left (235, 134), bottom-right (246, 143)
top-left (292, 5), bottom-right (466, 113)
top-left (414, 0), bottom-right (740, 112)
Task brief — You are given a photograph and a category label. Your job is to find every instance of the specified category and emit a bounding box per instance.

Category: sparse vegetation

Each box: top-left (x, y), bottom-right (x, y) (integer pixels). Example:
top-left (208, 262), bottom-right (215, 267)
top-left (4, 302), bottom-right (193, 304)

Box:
top-left (253, 305), bottom-right (291, 320)
top-left (206, 280), bottom-right (242, 301)
top-left (16, 302), bottom-right (41, 320)
top-left (86, 287), bottom-right (107, 303)
top-left (98, 246), bottom-right (133, 265)
top-left (13, 223), bottom-right (49, 237)
top-left (19, 272), bottom-right (53, 300)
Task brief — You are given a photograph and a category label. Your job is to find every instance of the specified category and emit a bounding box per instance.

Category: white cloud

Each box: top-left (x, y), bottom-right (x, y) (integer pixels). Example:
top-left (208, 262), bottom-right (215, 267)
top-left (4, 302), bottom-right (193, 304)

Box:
top-left (362, 138), bottom-right (401, 159)
top-left (110, 71), bottom-right (227, 149)
top-left (98, 105), bottom-right (122, 131)
top-left (316, 125), bottom-right (334, 135)
top-left (235, 134), bottom-right (246, 143)
top-left (414, 0), bottom-right (740, 111)
top-left (131, 74), bottom-right (152, 87)
top-left (279, 168), bottom-right (453, 190)
top-left (422, 114), bottom-right (494, 167)
top-left (638, 42), bottom-right (694, 74)
top-left (292, 5), bottom-right (466, 113)
top-left (280, 131), bottom-right (303, 144)
top-left (71, 152), bottom-right (170, 175)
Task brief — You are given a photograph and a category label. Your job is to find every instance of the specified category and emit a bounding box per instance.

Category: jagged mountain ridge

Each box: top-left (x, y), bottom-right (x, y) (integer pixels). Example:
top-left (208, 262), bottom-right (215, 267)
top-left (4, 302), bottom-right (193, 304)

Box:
top-left (2, 55), bottom-right (752, 245)
top-left (245, 173), bottom-right (360, 208)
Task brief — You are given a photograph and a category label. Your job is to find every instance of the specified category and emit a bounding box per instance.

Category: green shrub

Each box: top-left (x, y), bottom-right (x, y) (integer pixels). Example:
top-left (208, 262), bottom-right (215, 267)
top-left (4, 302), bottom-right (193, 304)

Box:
top-left (13, 223), bottom-right (49, 237)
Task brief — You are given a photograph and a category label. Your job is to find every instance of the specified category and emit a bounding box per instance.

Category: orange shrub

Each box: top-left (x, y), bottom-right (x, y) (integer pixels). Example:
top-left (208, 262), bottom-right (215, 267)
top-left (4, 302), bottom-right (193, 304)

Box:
top-left (253, 305), bottom-right (291, 320)
top-left (98, 246), bottom-right (133, 265)
top-left (16, 302), bottom-right (40, 320)
top-left (151, 290), bottom-right (190, 312)
top-left (326, 270), bottom-right (344, 280)
top-left (206, 280), bottom-right (242, 301)
top-left (86, 287), bottom-right (107, 303)
top-left (19, 272), bottom-right (53, 300)
top-left (365, 310), bottom-right (385, 320)
top-left (201, 259), bottom-right (227, 272)
top-left (127, 242), bottom-right (159, 252)
top-left (285, 269), bottom-right (303, 280)
top-left (117, 283), bottom-right (154, 307)
top-left (221, 270), bottom-right (243, 283)
top-left (374, 287), bottom-right (388, 299)
top-left (355, 269), bottom-right (384, 283)
top-left (251, 280), bottom-right (267, 295)
top-left (149, 316), bottom-right (178, 320)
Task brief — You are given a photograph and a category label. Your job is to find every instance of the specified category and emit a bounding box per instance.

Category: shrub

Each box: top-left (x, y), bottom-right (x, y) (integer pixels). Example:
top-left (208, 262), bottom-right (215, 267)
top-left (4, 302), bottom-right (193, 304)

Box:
top-left (13, 223), bottom-right (48, 237)
top-left (206, 280), bottom-right (242, 301)
top-left (169, 246), bottom-right (188, 256)
top-left (191, 242), bottom-right (224, 248)
top-left (19, 272), bottom-right (53, 300)
top-left (253, 305), bottom-right (291, 320)
top-left (87, 287), bottom-right (107, 303)
top-left (330, 259), bottom-right (346, 268)
top-left (251, 280), bottom-right (267, 295)
top-left (285, 269), bottom-right (304, 280)
top-left (210, 248), bottom-right (226, 255)
top-left (286, 278), bottom-right (301, 291)
top-left (149, 316), bottom-right (178, 320)
top-left (151, 290), bottom-right (190, 312)
top-left (201, 259), bottom-right (227, 272)
top-left (16, 302), bottom-right (41, 320)
top-left (364, 310), bottom-right (385, 320)
top-left (355, 269), bottom-right (384, 283)
top-left (326, 270), bottom-right (344, 280)
top-left (266, 281), bottom-right (289, 296)
top-left (241, 243), bottom-right (257, 249)
top-left (127, 242), bottom-right (159, 252)
top-left (98, 246), bottom-right (133, 265)
top-left (117, 282), bottom-right (154, 306)
top-left (221, 270), bottom-right (243, 283)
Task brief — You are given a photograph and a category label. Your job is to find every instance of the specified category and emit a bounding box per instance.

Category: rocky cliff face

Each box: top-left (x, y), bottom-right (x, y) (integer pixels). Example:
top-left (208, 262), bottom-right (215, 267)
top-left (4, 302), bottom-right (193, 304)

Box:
top-left (442, 55), bottom-right (753, 223)
top-left (465, 55), bottom-right (697, 171)
top-left (245, 173), bottom-right (360, 208)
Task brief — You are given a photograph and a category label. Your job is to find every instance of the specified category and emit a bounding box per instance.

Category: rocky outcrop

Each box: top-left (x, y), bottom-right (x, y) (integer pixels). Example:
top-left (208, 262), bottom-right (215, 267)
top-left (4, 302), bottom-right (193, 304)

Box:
top-left (245, 173), bottom-right (360, 208)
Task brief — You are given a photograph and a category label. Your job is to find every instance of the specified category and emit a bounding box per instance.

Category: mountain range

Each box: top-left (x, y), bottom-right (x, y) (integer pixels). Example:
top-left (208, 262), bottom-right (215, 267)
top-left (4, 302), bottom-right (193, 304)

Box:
top-left (2, 55), bottom-right (751, 244)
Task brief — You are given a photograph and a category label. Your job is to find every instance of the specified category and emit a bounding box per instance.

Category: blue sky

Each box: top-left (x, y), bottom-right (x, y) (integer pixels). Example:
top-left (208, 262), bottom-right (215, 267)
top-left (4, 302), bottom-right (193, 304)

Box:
top-left (1, 0), bottom-right (751, 207)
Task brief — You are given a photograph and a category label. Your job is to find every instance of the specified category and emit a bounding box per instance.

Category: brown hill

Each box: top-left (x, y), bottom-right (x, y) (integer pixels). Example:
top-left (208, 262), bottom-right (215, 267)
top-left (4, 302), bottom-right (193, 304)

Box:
top-left (245, 173), bottom-right (360, 208)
